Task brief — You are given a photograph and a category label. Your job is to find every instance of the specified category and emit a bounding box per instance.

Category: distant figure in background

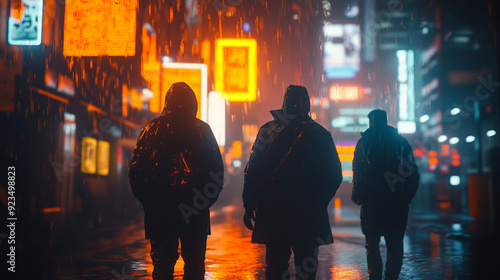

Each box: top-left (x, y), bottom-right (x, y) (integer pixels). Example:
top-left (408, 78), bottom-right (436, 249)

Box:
top-left (243, 85), bottom-right (343, 280)
top-left (129, 82), bottom-right (223, 280)
top-left (352, 109), bottom-right (420, 280)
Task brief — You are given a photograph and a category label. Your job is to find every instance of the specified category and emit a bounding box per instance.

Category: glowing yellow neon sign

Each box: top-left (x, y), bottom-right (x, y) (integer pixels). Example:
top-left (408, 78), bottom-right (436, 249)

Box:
top-left (215, 39), bottom-right (257, 102)
top-left (81, 137), bottom-right (97, 174)
top-left (97, 140), bottom-right (110, 176)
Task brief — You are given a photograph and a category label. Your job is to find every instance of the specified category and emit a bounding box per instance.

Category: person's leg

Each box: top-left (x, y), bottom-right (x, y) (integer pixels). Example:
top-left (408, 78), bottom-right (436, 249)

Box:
top-left (266, 240), bottom-right (292, 280)
top-left (291, 240), bottom-right (320, 280)
top-left (383, 230), bottom-right (405, 280)
top-left (365, 233), bottom-right (383, 280)
top-left (150, 236), bottom-right (179, 280)
top-left (179, 230), bottom-right (207, 280)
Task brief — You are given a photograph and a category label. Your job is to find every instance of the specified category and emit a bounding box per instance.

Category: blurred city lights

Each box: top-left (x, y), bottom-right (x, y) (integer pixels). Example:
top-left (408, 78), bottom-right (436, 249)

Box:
top-left (450, 107), bottom-right (460, 115)
top-left (420, 114), bottom-right (430, 123)
top-left (487, 130), bottom-right (497, 137)
top-left (449, 137), bottom-right (459, 145)
top-left (438, 135), bottom-right (448, 143)
top-left (466, 135), bottom-right (475, 143)
top-left (450, 175), bottom-right (460, 186)
top-left (242, 22), bottom-right (250, 32)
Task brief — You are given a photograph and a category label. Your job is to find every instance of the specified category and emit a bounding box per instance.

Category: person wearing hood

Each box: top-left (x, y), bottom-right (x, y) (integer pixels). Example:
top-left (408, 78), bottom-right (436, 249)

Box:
top-left (129, 82), bottom-right (223, 280)
top-left (352, 109), bottom-right (420, 280)
top-left (243, 85), bottom-right (343, 280)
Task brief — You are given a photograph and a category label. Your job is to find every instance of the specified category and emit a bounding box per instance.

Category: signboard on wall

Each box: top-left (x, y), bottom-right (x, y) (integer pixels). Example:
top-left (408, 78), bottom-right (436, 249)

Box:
top-left (161, 62), bottom-right (207, 121)
top-left (215, 39), bottom-right (257, 102)
top-left (81, 137), bottom-right (97, 174)
top-left (7, 0), bottom-right (43, 45)
top-left (63, 0), bottom-right (137, 56)
top-left (97, 140), bottom-right (110, 176)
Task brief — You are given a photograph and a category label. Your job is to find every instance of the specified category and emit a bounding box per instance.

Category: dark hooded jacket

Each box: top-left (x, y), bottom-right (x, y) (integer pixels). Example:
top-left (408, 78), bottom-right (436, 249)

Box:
top-left (243, 85), bottom-right (343, 244)
top-left (352, 125), bottom-right (419, 235)
top-left (129, 82), bottom-right (223, 239)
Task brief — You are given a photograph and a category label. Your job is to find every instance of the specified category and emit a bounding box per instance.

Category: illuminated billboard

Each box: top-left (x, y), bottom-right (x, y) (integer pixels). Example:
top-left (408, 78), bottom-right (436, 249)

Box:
top-left (81, 137), bottom-right (97, 174)
top-left (97, 141), bottom-right (110, 176)
top-left (323, 24), bottom-right (360, 79)
top-left (329, 86), bottom-right (361, 101)
top-left (161, 62), bottom-right (208, 121)
top-left (7, 0), bottom-right (43, 45)
top-left (215, 39), bottom-right (257, 102)
top-left (63, 0), bottom-right (137, 56)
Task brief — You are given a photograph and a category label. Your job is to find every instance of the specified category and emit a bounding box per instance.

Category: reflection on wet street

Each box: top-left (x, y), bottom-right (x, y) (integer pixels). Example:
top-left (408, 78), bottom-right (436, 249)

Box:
top-left (47, 200), bottom-right (498, 280)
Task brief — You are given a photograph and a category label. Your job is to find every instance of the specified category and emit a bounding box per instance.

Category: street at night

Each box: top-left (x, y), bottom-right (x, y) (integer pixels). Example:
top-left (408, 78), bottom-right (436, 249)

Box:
top-left (14, 192), bottom-right (500, 279)
top-left (1, 0), bottom-right (500, 279)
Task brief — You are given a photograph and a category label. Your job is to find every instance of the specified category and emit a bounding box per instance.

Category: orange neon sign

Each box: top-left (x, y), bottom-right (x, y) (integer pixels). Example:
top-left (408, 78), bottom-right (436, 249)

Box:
top-left (215, 39), bottom-right (257, 102)
top-left (329, 86), bottom-right (361, 101)
top-left (63, 0), bottom-right (137, 56)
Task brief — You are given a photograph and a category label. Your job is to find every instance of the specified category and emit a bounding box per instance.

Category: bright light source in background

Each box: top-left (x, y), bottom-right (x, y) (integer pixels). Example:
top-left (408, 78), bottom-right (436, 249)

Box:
top-left (162, 56), bottom-right (173, 62)
top-left (452, 223), bottom-right (462, 231)
top-left (329, 86), bottom-right (361, 101)
top-left (487, 130), bottom-right (497, 137)
top-left (450, 107), bottom-right (461, 115)
top-left (449, 137), bottom-right (459, 145)
top-left (420, 114), bottom-right (430, 123)
top-left (141, 88), bottom-right (154, 100)
top-left (215, 39), bottom-right (257, 102)
top-left (233, 159), bottom-right (242, 168)
top-left (292, 14), bottom-right (299, 20)
top-left (331, 117), bottom-right (354, 128)
top-left (242, 22), bottom-right (250, 32)
top-left (422, 27), bottom-right (429, 34)
top-left (397, 49), bottom-right (415, 128)
top-left (438, 135), bottom-right (448, 143)
top-left (466, 135), bottom-right (475, 143)
top-left (450, 175), bottom-right (460, 186)
top-left (397, 121), bottom-right (416, 134)
top-left (344, 2), bottom-right (359, 18)
top-left (208, 91), bottom-right (226, 147)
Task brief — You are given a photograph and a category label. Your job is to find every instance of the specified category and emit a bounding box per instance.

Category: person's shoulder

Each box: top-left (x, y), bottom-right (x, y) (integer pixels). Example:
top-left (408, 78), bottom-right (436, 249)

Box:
top-left (304, 119), bottom-right (331, 136)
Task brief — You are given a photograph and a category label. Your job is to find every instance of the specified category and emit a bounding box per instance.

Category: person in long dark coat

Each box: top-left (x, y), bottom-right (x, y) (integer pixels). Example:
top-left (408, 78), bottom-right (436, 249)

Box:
top-left (352, 109), bottom-right (420, 280)
top-left (243, 85), bottom-right (343, 280)
top-left (129, 82), bottom-right (223, 280)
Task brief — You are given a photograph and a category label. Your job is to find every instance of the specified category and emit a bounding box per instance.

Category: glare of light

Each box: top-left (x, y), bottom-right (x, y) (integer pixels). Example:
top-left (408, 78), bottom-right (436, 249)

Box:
top-left (452, 223), bottom-right (462, 231)
top-left (450, 175), bottom-right (460, 186)
top-left (331, 117), bottom-right (354, 128)
top-left (438, 135), bottom-right (448, 143)
top-left (292, 14), bottom-right (299, 20)
top-left (344, 4), bottom-right (359, 18)
top-left (422, 27), bottom-right (429, 34)
top-left (208, 91), bottom-right (226, 146)
top-left (397, 121), bottom-right (416, 134)
top-left (452, 36), bottom-right (470, 43)
top-left (449, 137), bottom-right (459, 145)
top-left (487, 130), bottom-right (497, 137)
top-left (141, 88), bottom-right (154, 99)
top-left (233, 159), bottom-right (242, 168)
top-left (450, 107), bottom-right (460, 115)
top-left (420, 114), bottom-right (430, 123)
top-left (162, 56), bottom-right (173, 62)
top-left (242, 22), bottom-right (250, 32)
top-left (466, 135), bottom-right (475, 143)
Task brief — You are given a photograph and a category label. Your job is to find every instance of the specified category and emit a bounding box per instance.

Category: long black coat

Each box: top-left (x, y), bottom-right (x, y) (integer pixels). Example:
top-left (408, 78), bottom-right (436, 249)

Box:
top-left (129, 111), bottom-right (223, 239)
top-left (352, 126), bottom-right (419, 235)
top-left (243, 110), bottom-right (343, 244)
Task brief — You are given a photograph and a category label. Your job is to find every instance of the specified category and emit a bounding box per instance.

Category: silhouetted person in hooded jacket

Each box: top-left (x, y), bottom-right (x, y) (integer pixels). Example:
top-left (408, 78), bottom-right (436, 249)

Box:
top-left (352, 109), bottom-right (419, 280)
top-left (129, 82), bottom-right (223, 280)
top-left (243, 85), bottom-right (343, 280)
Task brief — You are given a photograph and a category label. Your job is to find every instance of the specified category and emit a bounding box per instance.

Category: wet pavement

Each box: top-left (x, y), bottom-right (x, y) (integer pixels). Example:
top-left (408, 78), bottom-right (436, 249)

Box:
top-left (28, 199), bottom-right (498, 280)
